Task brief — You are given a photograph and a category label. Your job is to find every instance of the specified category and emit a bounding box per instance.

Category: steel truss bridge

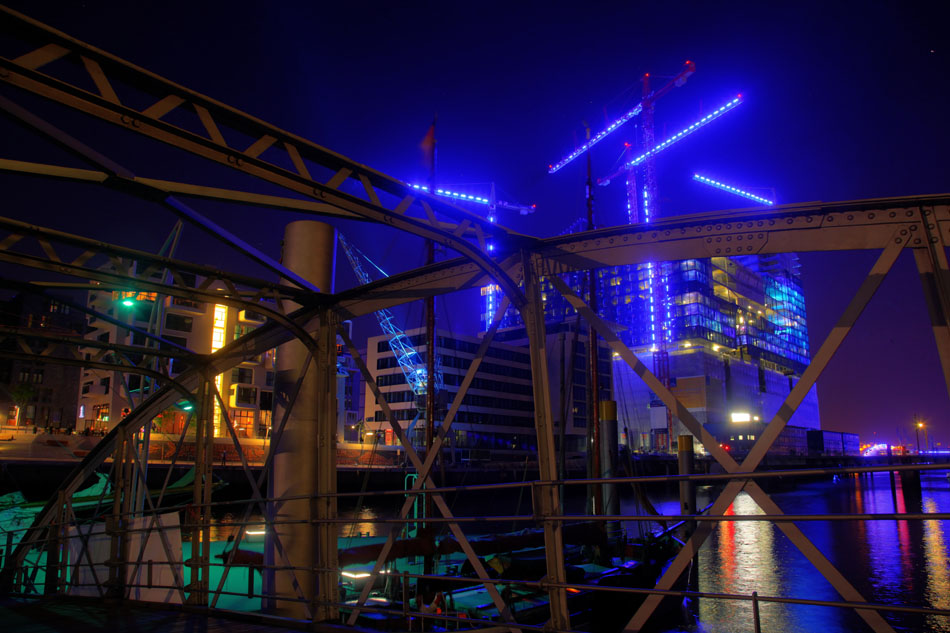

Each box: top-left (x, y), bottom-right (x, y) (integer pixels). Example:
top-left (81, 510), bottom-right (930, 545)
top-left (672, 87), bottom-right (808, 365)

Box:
top-left (0, 6), bottom-right (949, 633)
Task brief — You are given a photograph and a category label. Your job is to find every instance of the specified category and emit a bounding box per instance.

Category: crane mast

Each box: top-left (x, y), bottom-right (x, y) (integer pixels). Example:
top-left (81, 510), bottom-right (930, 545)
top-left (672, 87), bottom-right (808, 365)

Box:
top-left (338, 234), bottom-right (442, 406)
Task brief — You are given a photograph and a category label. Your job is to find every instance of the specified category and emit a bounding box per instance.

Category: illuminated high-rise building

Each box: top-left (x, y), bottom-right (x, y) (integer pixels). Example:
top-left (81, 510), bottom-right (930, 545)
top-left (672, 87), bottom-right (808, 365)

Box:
top-left (481, 252), bottom-right (819, 453)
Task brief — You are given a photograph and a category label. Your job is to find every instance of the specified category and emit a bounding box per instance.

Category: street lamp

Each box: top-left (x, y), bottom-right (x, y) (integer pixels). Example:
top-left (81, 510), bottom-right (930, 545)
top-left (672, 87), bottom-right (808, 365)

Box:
top-left (916, 419), bottom-right (924, 454)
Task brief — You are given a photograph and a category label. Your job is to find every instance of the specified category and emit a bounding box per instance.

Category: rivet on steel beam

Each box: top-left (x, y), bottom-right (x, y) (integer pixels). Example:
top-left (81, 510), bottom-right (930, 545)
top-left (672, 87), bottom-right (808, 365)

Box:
top-left (726, 224), bottom-right (732, 230)
top-left (786, 219), bottom-right (793, 224)
top-left (901, 229), bottom-right (908, 235)
top-left (806, 217), bottom-right (813, 223)
top-left (758, 233), bottom-right (764, 239)
top-left (847, 215), bottom-right (854, 221)
top-left (828, 216), bottom-right (835, 222)
top-left (869, 213), bottom-right (875, 219)
top-left (896, 238), bottom-right (903, 244)
top-left (907, 210), bottom-right (914, 217)
top-left (716, 248), bottom-right (721, 254)
top-left (890, 211), bottom-right (897, 217)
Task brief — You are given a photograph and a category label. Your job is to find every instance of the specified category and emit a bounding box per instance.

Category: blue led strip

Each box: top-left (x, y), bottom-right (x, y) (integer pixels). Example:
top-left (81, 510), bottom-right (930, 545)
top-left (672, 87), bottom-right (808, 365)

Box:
top-left (623, 95), bottom-right (743, 168)
top-left (409, 184), bottom-right (491, 205)
top-left (547, 103), bottom-right (644, 174)
top-left (692, 174), bottom-right (774, 205)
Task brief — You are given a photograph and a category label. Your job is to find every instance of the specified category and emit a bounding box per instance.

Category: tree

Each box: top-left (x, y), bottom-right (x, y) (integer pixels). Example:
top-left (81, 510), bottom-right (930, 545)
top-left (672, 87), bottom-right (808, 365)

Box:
top-left (4, 382), bottom-right (36, 425)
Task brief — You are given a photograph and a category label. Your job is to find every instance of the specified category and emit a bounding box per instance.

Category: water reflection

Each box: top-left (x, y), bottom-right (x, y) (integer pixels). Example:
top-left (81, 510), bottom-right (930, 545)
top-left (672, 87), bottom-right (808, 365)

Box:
top-left (923, 496), bottom-right (950, 632)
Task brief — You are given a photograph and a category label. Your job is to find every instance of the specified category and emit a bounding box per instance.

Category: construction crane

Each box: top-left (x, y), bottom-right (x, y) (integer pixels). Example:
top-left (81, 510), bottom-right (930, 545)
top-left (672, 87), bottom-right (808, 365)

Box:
top-left (409, 182), bottom-right (536, 249)
top-left (408, 181), bottom-right (535, 330)
top-left (692, 173), bottom-right (774, 206)
top-left (337, 233), bottom-right (443, 416)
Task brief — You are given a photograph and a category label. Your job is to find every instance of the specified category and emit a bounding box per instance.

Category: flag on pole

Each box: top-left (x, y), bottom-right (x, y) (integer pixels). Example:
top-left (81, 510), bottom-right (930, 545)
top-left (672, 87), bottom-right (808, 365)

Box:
top-left (420, 115), bottom-right (437, 188)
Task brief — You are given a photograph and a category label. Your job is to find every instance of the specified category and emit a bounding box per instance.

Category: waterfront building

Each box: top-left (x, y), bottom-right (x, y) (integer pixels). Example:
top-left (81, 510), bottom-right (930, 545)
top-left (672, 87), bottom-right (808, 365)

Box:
top-left (77, 279), bottom-right (363, 441)
top-left (362, 326), bottom-right (610, 460)
top-left (77, 280), bottom-right (276, 438)
top-left (0, 294), bottom-right (84, 430)
top-left (482, 252), bottom-right (819, 452)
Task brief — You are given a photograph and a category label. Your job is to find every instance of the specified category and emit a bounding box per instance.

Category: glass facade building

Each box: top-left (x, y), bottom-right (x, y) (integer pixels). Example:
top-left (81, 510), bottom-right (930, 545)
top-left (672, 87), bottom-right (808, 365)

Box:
top-left (481, 253), bottom-right (819, 452)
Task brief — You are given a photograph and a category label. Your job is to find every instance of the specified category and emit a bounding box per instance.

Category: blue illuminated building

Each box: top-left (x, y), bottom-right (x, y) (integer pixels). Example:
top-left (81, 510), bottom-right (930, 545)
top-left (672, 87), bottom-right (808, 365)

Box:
top-left (481, 252), bottom-right (820, 453)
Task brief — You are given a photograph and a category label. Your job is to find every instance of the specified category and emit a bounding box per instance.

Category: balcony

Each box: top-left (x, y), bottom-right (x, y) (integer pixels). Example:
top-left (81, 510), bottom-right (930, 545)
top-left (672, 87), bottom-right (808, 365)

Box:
top-left (239, 309), bottom-right (266, 324)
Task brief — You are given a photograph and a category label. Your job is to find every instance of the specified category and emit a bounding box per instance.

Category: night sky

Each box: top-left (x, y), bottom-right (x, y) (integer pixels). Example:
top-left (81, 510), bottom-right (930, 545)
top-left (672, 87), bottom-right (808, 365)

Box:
top-left (1, 1), bottom-right (947, 446)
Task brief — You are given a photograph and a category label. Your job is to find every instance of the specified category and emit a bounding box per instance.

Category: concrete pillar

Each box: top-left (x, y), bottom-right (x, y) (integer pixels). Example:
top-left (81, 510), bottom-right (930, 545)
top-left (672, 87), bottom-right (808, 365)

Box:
top-left (266, 221), bottom-right (337, 619)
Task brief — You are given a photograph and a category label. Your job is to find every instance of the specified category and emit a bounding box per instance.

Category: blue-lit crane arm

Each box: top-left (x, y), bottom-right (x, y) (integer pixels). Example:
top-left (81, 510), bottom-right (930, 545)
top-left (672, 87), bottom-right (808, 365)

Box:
top-left (599, 94), bottom-right (743, 186)
top-left (408, 184), bottom-right (537, 216)
top-left (548, 60), bottom-right (696, 175)
top-left (338, 233), bottom-right (441, 397)
top-left (693, 174), bottom-right (774, 205)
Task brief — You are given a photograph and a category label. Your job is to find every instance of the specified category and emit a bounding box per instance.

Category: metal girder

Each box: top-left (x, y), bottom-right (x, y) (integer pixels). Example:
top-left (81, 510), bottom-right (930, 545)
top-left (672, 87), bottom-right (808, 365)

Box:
top-left (337, 294), bottom-right (514, 624)
top-left (0, 349), bottom-right (190, 399)
top-left (0, 93), bottom-right (322, 294)
top-left (522, 251), bottom-right (570, 631)
top-left (536, 196), bottom-right (950, 272)
top-left (0, 7), bottom-right (531, 312)
top-left (617, 234), bottom-right (906, 632)
top-left (0, 323), bottom-right (196, 360)
top-left (0, 212), bottom-right (334, 357)
top-left (0, 212), bottom-right (311, 305)
top-left (338, 326), bottom-right (519, 631)
top-left (913, 205), bottom-right (950, 399)
top-left (0, 158), bottom-right (486, 233)
top-left (332, 198), bottom-right (949, 320)
top-left (546, 232), bottom-right (907, 632)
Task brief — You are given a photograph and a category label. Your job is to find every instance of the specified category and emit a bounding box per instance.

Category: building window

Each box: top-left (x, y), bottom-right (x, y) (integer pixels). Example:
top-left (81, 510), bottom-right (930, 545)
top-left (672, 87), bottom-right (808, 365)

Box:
top-left (93, 404), bottom-right (110, 423)
top-left (164, 313), bottom-right (193, 333)
top-left (258, 410), bottom-right (272, 438)
top-left (231, 367), bottom-right (254, 384)
top-left (259, 391), bottom-right (273, 411)
top-left (231, 386), bottom-right (257, 407)
top-left (171, 296), bottom-right (204, 310)
top-left (18, 368), bottom-right (44, 384)
top-left (231, 409), bottom-right (255, 438)
top-left (99, 377), bottom-right (110, 395)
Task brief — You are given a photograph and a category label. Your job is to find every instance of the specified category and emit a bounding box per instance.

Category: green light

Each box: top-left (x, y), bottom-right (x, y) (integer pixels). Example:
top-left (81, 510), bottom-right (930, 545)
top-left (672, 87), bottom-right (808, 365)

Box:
top-left (121, 299), bottom-right (135, 307)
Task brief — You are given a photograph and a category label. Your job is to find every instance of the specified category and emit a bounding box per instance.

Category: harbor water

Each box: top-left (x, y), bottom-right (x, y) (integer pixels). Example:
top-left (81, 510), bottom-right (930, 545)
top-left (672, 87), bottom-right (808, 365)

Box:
top-left (650, 469), bottom-right (950, 633)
